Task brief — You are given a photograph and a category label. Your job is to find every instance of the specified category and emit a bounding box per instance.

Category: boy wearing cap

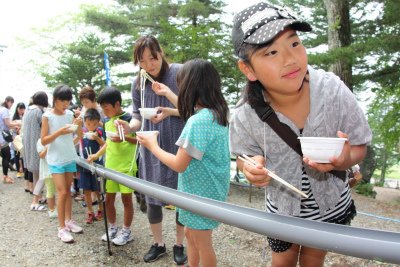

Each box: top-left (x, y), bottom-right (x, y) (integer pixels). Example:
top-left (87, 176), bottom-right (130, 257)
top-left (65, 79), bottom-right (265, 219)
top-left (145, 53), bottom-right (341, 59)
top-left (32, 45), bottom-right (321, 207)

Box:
top-left (229, 1), bottom-right (372, 266)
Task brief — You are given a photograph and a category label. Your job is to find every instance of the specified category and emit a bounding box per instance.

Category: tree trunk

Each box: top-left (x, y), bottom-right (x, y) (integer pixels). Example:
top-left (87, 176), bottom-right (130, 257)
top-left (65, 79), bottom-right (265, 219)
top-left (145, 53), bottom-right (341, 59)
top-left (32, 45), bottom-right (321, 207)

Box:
top-left (323, 0), bottom-right (353, 90)
top-left (360, 146), bottom-right (376, 183)
top-left (379, 148), bottom-right (387, 185)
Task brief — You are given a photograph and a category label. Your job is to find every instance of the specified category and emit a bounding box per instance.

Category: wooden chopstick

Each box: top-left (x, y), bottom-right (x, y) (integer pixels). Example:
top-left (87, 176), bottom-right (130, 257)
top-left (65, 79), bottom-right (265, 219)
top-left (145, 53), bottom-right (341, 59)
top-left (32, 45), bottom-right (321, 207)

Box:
top-left (144, 73), bottom-right (155, 83)
top-left (118, 124), bottom-right (125, 142)
top-left (140, 69), bottom-right (155, 83)
top-left (238, 155), bottom-right (308, 198)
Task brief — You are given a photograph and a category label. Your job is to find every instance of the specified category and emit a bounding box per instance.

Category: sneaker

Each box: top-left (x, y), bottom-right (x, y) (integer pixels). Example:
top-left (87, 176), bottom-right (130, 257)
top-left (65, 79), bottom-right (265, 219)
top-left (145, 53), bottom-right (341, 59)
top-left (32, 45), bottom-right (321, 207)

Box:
top-left (58, 228), bottom-right (74, 243)
top-left (165, 204), bottom-right (175, 210)
top-left (65, 220), bottom-right (83, 233)
top-left (16, 172), bottom-right (24, 178)
top-left (112, 227), bottom-right (134, 246)
top-left (101, 225), bottom-right (119, 242)
top-left (143, 243), bottom-right (167, 263)
top-left (95, 210), bottom-right (103, 221)
top-left (86, 212), bottom-right (95, 224)
top-left (173, 244), bottom-right (187, 265)
top-left (48, 209), bottom-right (58, 219)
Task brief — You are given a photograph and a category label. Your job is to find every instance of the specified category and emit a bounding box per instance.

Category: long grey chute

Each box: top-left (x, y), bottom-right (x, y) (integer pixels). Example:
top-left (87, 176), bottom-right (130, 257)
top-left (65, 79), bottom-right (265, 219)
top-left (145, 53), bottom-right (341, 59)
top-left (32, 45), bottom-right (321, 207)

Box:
top-left (77, 158), bottom-right (400, 264)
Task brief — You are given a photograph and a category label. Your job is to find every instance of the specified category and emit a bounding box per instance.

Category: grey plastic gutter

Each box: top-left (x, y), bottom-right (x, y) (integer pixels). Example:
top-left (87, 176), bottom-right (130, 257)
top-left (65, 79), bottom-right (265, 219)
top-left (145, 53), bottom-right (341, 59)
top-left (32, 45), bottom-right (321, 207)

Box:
top-left (77, 158), bottom-right (400, 264)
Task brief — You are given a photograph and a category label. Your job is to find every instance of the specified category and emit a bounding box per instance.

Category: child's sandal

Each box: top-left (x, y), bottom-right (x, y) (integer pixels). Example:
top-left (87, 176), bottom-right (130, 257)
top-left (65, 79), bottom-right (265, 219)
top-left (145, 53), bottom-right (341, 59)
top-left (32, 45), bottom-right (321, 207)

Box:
top-left (30, 204), bottom-right (47, 211)
top-left (3, 176), bottom-right (14, 184)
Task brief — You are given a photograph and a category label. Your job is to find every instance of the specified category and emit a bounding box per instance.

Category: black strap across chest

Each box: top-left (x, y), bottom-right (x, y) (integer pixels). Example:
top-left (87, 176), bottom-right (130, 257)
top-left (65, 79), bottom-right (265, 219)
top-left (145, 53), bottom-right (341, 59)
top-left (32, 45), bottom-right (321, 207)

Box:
top-left (250, 101), bottom-right (346, 181)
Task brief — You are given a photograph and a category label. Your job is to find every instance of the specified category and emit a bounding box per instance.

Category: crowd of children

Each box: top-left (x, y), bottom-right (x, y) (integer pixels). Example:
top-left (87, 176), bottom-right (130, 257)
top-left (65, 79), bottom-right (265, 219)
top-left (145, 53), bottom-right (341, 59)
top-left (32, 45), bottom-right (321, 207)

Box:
top-left (0, 1), bottom-right (374, 266)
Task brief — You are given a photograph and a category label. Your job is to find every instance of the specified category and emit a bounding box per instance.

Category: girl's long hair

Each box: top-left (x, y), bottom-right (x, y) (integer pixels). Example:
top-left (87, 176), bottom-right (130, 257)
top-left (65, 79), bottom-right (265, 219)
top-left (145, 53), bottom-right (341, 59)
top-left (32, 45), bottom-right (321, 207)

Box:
top-left (177, 59), bottom-right (228, 126)
top-left (12, 102), bottom-right (26, 120)
top-left (238, 43), bottom-right (268, 108)
top-left (133, 35), bottom-right (169, 89)
top-left (1, 96), bottom-right (14, 108)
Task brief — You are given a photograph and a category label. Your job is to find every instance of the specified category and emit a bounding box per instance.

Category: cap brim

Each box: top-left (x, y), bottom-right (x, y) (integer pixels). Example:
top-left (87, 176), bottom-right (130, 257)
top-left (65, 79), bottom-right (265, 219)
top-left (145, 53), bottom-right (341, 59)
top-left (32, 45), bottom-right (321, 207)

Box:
top-left (244, 19), bottom-right (312, 45)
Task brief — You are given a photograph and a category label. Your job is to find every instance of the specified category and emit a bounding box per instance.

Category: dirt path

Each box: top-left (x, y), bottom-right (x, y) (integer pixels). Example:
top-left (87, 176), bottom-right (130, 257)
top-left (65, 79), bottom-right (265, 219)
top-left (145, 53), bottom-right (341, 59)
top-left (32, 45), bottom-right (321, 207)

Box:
top-left (374, 186), bottom-right (400, 203)
top-left (0, 171), bottom-right (399, 266)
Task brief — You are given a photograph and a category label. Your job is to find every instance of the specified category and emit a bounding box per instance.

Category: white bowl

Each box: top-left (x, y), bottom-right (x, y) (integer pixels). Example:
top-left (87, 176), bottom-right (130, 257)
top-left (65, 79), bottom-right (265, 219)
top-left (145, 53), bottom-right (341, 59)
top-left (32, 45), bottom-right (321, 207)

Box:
top-left (105, 131), bottom-right (119, 138)
top-left (84, 132), bottom-right (96, 140)
top-left (66, 124), bottom-right (78, 132)
top-left (136, 130), bottom-right (159, 136)
top-left (139, 108), bottom-right (157, 119)
top-left (298, 137), bottom-right (347, 163)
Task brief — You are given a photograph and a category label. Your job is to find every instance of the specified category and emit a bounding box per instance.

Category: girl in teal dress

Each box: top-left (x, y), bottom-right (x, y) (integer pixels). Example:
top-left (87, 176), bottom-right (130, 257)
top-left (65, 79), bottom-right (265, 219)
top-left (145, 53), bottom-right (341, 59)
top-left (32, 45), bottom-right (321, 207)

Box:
top-left (137, 59), bottom-right (230, 267)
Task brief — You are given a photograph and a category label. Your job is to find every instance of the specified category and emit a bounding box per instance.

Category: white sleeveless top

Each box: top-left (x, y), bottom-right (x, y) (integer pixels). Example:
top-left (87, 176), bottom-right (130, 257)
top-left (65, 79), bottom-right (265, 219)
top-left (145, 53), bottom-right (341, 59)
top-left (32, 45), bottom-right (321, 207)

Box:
top-left (44, 109), bottom-right (78, 166)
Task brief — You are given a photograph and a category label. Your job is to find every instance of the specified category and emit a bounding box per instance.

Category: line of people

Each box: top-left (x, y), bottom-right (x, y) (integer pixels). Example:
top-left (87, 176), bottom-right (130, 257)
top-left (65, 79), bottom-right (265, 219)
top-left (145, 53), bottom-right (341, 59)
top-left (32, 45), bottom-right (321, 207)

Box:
top-left (0, 2), bottom-right (373, 266)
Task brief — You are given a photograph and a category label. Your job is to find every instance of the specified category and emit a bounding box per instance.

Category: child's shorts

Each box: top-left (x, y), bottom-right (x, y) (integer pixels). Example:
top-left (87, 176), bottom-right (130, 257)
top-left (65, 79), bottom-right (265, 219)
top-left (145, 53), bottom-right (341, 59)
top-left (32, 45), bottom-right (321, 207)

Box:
top-left (105, 170), bottom-right (136, 194)
top-left (48, 162), bottom-right (77, 174)
top-left (106, 179), bottom-right (133, 194)
top-left (78, 171), bottom-right (100, 192)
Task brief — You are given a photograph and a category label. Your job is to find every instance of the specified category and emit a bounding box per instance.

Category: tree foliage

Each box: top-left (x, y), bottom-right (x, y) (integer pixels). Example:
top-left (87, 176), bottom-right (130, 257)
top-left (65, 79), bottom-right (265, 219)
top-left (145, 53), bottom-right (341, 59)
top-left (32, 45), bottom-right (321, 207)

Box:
top-left (37, 0), bottom-right (243, 104)
top-left (39, 32), bottom-right (113, 100)
top-left (282, 0), bottom-right (400, 180)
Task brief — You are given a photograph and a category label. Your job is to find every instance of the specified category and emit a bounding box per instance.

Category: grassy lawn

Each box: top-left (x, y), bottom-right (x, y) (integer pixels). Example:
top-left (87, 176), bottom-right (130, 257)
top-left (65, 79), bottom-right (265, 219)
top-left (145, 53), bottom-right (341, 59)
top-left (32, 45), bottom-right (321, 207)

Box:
top-left (373, 164), bottom-right (400, 180)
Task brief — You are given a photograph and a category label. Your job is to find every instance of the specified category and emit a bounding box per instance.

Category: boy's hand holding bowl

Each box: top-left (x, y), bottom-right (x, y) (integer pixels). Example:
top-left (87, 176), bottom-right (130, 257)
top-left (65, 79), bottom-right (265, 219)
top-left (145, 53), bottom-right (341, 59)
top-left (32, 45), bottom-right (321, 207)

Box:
top-left (105, 131), bottom-right (123, 143)
top-left (84, 132), bottom-right (97, 140)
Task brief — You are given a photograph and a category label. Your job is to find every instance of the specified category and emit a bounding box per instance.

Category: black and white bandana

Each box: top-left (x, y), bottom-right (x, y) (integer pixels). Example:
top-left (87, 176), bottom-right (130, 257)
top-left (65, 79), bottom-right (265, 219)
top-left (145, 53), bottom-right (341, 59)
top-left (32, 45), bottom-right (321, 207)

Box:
top-left (232, 2), bottom-right (312, 56)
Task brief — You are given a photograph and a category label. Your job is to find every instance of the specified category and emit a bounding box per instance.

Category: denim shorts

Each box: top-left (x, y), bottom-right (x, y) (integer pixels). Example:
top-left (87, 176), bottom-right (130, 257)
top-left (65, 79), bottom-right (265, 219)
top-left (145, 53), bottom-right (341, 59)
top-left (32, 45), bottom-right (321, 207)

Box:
top-left (48, 162), bottom-right (77, 174)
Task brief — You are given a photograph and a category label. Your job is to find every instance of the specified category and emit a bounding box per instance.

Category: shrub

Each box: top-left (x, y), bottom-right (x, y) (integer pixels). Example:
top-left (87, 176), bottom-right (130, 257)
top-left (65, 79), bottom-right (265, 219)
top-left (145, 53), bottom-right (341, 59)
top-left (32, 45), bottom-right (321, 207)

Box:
top-left (354, 182), bottom-right (377, 198)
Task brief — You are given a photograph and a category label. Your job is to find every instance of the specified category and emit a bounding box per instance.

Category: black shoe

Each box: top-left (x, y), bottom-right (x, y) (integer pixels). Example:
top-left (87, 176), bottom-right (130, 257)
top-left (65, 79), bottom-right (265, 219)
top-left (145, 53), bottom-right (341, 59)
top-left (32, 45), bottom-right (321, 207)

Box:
top-left (143, 243), bottom-right (166, 263)
top-left (173, 244), bottom-right (187, 265)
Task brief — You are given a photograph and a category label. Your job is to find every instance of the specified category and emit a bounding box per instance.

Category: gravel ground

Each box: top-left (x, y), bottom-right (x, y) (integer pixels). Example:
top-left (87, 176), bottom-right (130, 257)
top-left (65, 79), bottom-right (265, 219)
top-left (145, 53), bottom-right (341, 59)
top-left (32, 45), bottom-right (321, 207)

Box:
top-left (0, 171), bottom-right (399, 267)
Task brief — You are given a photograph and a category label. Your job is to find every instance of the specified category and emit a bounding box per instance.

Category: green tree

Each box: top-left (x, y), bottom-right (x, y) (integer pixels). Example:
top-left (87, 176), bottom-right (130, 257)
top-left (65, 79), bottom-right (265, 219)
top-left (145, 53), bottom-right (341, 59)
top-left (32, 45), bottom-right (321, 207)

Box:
top-left (36, 0), bottom-right (244, 105)
top-left (81, 0), bottom-right (243, 103)
top-left (283, 0), bottom-right (400, 181)
top-left (39, 33), bottom-right (111, 101)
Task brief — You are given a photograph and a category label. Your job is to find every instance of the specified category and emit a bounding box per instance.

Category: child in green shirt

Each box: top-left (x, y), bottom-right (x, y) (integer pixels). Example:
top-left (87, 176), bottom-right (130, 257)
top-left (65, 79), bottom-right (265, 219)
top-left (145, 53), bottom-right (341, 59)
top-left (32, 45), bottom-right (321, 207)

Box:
top-left (93, 87), bottom-right (137, 246)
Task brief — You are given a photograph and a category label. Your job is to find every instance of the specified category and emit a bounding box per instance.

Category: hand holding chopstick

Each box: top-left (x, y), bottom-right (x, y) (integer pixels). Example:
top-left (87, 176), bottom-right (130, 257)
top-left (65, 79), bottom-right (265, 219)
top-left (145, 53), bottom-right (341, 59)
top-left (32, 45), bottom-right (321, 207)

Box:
top-left (238, 154), bottom-right (308, 198)
top-left (117, 124), bottom-right (125, 142)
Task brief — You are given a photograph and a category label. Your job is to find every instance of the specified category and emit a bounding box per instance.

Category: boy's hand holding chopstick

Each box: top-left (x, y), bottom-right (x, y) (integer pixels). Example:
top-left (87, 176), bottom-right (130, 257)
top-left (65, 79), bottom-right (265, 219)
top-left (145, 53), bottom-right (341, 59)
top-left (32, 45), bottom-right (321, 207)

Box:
top-left (87, 154), bottom-right (98, 163)
top-left (114, 119), bottom-right (131, 136)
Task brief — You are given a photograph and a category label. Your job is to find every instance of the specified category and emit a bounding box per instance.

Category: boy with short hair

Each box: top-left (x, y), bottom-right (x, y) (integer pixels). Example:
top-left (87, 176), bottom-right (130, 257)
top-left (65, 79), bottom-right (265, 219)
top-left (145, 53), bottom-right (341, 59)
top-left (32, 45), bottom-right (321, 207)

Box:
top-left (79, 108), bottom-right (105, 223)
top-left (95, 87), bottom-right (138, 246)
top-left (75, 85), bottom-right (105, 122)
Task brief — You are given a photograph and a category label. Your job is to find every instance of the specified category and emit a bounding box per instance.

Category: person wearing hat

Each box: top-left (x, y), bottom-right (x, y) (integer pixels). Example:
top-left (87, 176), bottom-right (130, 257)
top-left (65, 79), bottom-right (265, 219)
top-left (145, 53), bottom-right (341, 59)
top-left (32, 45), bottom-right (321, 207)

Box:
top-left (229, 2), bottom-right (372, 266)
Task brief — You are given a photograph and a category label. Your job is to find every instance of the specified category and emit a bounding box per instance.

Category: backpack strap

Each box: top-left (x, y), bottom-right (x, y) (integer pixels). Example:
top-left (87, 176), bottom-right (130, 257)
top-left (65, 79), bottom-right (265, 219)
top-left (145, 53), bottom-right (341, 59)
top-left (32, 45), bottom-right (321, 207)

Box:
top-left (250, 101), bottom-right (346, 181)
